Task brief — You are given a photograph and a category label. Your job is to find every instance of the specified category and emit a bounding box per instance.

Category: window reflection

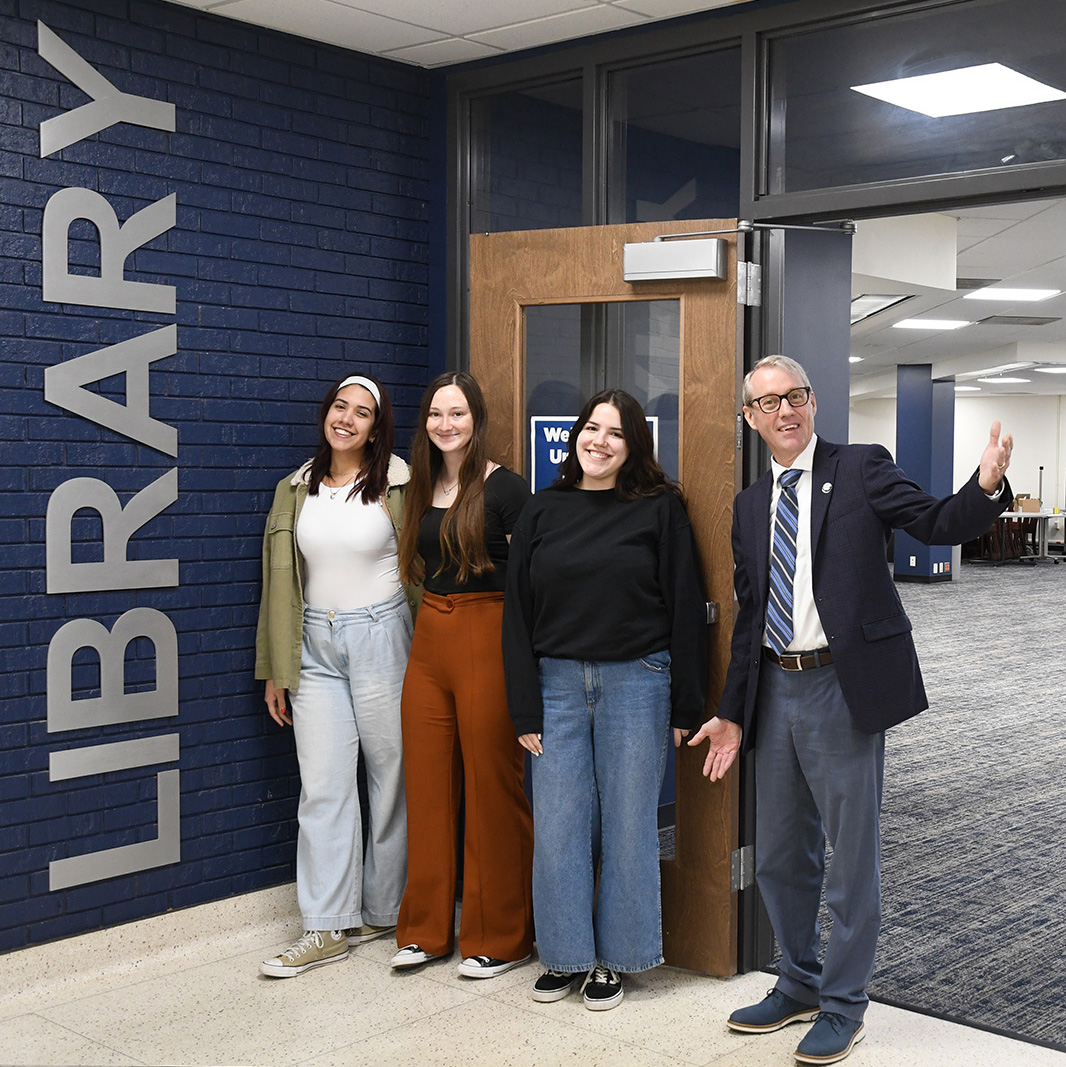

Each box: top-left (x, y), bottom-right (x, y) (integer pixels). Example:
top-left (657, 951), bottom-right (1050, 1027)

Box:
top-left (767, 0), bottom-right (1066, 193)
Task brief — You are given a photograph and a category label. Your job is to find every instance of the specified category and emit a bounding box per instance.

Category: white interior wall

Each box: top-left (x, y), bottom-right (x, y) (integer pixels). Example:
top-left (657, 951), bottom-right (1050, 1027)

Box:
top-left (849, 394), bottom-right (1064, 504)
top-left (849, 398), bottom-right (897, 456)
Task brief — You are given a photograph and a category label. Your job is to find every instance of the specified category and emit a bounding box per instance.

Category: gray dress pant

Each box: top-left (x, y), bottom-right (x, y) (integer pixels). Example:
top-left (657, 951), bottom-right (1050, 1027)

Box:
top-left (753, 657), bottom-right (885, 1022)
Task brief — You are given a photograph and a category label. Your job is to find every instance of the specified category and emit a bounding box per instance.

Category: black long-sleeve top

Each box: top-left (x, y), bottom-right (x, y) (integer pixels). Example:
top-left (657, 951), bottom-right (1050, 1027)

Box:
top-left (502, 485), bottom-right (709, 735)
top-left (418, 466), bottom-right (530, 595)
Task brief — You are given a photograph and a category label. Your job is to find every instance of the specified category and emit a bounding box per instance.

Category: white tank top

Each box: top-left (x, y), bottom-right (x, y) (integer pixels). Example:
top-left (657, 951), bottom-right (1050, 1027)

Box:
top-left (296, 486), bottom-right (401, 610)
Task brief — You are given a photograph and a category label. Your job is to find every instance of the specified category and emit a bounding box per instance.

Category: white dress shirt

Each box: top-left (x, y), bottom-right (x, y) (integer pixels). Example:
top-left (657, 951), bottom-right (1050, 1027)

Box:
top-left (766, 434), bottom-right (828, 652)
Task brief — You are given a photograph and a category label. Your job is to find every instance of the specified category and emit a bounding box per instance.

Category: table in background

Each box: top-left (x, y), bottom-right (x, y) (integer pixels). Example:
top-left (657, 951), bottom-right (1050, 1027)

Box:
top-left (972, 512), bottom-right (1062, 564)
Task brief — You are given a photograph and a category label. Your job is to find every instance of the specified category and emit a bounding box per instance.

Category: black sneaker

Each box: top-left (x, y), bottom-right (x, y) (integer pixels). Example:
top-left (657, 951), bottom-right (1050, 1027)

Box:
top-left (581, 965), bottom-right (623, 1011)
top-left (532, 969), bottom-right (579, 1002)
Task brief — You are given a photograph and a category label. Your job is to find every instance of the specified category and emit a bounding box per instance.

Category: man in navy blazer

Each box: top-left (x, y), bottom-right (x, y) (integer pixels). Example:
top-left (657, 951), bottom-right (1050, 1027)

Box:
top-left (690, 355), bottom-right (1013, 1065)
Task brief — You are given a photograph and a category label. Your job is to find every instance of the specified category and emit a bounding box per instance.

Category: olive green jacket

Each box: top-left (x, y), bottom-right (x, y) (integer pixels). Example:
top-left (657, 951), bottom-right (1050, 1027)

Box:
top-left (253, 453), bottom-right (421, 693)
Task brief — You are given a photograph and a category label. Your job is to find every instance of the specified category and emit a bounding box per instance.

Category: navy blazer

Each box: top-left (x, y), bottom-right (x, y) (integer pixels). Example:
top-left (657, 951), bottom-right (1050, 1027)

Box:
top-left (718, 438), bottom-right (1011, 746)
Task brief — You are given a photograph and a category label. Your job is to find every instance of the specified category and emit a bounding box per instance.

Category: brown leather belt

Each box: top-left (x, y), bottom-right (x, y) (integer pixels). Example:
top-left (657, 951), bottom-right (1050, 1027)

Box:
top-left (764, 647), bottom-right (833, 671)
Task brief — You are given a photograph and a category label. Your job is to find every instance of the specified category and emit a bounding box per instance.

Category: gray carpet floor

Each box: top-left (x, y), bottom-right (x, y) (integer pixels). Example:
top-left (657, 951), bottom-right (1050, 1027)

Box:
top-left (873, 561), bottom-right (1066, 1047)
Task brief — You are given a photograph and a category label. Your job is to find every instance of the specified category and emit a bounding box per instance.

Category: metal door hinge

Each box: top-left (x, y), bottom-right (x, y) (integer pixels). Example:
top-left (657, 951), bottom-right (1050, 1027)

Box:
top-left (736, 261), bottom-right (761, 307)
top-left (731, 845), bottom-right (755, 892)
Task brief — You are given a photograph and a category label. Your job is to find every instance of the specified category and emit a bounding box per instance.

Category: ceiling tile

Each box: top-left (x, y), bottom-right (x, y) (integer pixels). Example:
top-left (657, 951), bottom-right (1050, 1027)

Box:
top-left (468, 4), bottom-right (646, 51)
top-left (385, 37), bottom-right (506, 67)
top-left (334, 0), bottom-right (601, 37)
top-left (612, 0), bottom-right (745, 16)
top-left (217, 0), bottom-right (446, 51)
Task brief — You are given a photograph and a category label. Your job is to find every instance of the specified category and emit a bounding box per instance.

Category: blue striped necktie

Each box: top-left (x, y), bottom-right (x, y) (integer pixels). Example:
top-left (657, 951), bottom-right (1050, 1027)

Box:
top-left (766, 467), bottom-right (802, 655)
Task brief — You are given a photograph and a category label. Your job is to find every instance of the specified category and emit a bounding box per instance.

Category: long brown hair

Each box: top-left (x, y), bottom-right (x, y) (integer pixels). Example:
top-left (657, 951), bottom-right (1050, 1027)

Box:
top-left (555, 389), bottom-right (682, 501)
top-left (307, 373), bottom-right (394, 503)
top-left (398, 372), bottom-right (493, 585)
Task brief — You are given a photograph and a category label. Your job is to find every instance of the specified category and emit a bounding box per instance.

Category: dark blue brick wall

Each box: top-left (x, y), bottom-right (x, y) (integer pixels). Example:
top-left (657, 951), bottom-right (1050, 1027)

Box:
top-left (0, 0), bottom-right (439, 951)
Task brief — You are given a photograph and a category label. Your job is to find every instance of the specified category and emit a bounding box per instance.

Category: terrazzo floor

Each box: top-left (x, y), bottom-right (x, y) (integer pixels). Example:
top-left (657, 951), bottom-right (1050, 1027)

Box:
top-left (2, 884), bottom-right (1063, 1067)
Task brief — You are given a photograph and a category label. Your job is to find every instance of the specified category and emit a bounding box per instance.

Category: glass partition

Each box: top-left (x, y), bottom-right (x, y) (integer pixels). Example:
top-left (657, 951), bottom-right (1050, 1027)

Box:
top-left (608, 47), bottom-right (742, 223)
top-left (766, 0), bottom-right (1066, 194)
top-left (524, 300), bottom-right (680, 489)
top-left (469, 79), bottom-right (584, 233)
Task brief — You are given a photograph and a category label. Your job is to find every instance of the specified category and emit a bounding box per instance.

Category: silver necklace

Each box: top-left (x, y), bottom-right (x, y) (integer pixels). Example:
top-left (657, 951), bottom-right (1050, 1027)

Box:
top-left (441, 480), bottom-right (459, 496)
top-left (326, 474), bottom-right (356, 500)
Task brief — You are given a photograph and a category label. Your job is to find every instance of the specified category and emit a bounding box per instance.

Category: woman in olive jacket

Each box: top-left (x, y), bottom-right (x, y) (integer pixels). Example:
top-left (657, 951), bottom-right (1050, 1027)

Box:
top-left (254, 373), bottom-right (420, 979)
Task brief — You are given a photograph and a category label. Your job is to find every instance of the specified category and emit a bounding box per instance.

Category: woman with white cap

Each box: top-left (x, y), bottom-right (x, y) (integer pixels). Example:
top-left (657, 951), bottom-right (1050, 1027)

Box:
top-left (255, 372), bottom-right (420, 978)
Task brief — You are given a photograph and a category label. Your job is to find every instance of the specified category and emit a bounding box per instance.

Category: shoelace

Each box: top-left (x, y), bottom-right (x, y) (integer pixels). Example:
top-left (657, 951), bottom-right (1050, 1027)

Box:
top-left (281, 930), bottom-right (324, 961)
top-left (586, 965), bottom-right (618, 988)
top-left (812, 1011), bottom-right (848, 1033)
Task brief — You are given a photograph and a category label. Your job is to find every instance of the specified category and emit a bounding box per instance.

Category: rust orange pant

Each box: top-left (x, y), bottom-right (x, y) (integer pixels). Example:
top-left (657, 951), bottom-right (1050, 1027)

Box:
top-left (397, 591), bottom-right (534, 960)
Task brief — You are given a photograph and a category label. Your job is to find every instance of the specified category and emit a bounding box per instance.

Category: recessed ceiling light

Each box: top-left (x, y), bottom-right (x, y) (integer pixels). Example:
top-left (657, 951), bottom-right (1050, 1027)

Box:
top-left (1034, 365), bottom-right (1066, 374)
top-left (852, 63), bottom-right (1066, 118)
top-left (976, 376), bottom-right (1031, 383)
top-left (963, 287), bottom-right (1061, 301)
top-left (849, 356), bottom-right (864, 363)
top-left (892, 319), bottom-right (971, 330)
top-left (955, 385), bottom-right (981, 392)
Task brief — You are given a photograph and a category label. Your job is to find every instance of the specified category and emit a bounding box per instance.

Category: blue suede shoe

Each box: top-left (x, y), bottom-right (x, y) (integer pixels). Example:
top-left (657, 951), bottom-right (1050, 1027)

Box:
top-left (726, 988), bottom-right (820, 1033)
top-left (794, 1012), bottom-right (865, 1064)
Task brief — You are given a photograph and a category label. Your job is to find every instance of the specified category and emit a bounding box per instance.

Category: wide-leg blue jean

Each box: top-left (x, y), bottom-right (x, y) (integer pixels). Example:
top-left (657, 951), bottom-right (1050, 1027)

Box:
top-left (290, 590), bottom-right (412, 930)
top-left (530, 652), bottom-right (671, 974)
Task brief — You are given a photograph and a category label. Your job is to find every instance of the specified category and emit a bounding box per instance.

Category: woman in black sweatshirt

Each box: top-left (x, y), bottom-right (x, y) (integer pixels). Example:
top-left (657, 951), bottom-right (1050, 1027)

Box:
top-left (502, 388), bottom-right (708, 1012)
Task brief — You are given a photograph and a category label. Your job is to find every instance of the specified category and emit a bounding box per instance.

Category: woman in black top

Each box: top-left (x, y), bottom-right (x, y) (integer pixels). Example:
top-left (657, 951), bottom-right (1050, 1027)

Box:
top-left (392, 372), bottom-right (534, 978)
top-left (502, 389), bottom-right (708, 1011)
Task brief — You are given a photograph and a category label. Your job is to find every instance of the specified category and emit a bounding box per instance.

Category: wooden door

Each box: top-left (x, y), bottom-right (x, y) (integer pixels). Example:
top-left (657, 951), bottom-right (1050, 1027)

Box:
top-left (469, 219), bottom-right (741, 975)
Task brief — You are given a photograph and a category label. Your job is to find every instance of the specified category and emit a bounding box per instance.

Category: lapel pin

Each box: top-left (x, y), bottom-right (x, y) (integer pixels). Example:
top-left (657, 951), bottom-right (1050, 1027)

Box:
top-left (821, 482), bottom-right (832, 494)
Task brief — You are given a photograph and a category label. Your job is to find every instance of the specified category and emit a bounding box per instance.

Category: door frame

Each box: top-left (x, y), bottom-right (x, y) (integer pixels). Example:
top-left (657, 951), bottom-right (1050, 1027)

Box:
top-left (469, 218), bottom-right (743, 975)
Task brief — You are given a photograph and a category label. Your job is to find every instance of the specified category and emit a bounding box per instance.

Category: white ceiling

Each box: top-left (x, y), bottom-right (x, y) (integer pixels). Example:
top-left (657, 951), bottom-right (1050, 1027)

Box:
top-left (851, 198), bottom-right (1066, 400)
top-left (163, 0), bottom-right (749, 68)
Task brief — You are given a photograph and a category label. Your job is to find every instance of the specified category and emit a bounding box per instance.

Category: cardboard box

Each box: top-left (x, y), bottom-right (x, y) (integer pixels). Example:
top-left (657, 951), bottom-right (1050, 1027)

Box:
top-left (1019, 497), bottom-right (1041, 512)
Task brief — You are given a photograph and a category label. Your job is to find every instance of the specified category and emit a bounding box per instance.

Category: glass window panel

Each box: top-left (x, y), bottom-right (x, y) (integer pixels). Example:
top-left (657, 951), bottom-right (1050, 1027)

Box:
top-left (767, 0), bottom-right (1066, 194)
top-left (524, 300), bottom-right (680, 489)
top-left (470, 80), bottom-right (584, 232)
top-left (608, 49), bottom-right (742, 223)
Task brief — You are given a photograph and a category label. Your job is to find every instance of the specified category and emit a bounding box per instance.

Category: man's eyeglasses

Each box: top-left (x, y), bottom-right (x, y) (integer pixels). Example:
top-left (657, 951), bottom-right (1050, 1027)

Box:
top-left (747, 386), bottom-right (811, 414)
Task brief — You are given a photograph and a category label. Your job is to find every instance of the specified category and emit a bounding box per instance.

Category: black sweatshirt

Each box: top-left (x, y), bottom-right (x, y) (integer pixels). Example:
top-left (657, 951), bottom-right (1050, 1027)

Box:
top-left (502, 485), bottom-right (709, 735)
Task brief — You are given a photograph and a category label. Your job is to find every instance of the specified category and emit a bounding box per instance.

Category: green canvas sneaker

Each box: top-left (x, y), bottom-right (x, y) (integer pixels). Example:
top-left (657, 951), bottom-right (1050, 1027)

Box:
top-left (260, 930), bottom-right (349, 977)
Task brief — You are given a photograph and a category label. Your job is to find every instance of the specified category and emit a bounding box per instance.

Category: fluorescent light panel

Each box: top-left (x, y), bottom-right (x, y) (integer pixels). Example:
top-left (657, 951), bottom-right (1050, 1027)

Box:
top-left (955, 385), bottom-right (981, 391)
top-left (1034, 365), bottom-right (1066, 374)
top-left (850, 293), bottom-right (909, 324)
top-left (852, 63), bottom-right (1066, 118)
top-left (892, 319), bottom-right (971, 330)
top-left (977, 376), bottom-right (1031, 383)
top-left (964, 287), bottom-right (1061, 301)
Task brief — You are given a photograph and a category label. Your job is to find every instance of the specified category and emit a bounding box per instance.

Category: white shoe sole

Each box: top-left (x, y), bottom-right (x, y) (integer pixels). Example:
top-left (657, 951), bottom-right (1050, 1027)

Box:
top-left (260, 949), bottom-right (348, 978)
top-left (391, 948), bottom-right (443, 969)
top-left (727, 1007), bottom-right (820, 1033)
top-left (794, 1024), bottom-right (865, 1065)
top-left (532, 978), bottom-right (578, 1003)
top-left (457, 954), bottom-right (531, 979)
top-left (583, 988), bottom-right (623, 1011)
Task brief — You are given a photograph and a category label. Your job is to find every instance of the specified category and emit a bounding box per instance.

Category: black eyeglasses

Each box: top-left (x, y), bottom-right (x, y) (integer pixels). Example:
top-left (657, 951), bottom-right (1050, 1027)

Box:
top-left (747, 387), bottom-right (811, 414)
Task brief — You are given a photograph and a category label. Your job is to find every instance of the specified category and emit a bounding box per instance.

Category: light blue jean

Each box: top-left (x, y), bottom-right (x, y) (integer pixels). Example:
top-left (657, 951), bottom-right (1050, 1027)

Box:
top-left (290, 591), bottom-right (412, 930)
top-left (530, 652), bottom-right (672, 974)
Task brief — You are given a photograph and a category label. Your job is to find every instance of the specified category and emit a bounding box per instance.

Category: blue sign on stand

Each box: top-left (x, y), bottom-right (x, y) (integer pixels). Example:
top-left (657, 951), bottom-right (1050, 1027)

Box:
top-left (529, 415), bottom-right (658, 491)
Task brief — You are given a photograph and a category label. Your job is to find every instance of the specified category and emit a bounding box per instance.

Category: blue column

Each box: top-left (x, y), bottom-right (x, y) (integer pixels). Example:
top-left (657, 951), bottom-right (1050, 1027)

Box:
top-left (894, 365), bottom-right (955, 582)
top-left (777, 229), bottom-right (853, 444)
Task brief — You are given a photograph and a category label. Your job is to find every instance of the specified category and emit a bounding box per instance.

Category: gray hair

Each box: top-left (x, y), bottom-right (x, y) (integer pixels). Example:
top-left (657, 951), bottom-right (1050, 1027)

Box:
top-left (742, 355), bottom-right (812, 405)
